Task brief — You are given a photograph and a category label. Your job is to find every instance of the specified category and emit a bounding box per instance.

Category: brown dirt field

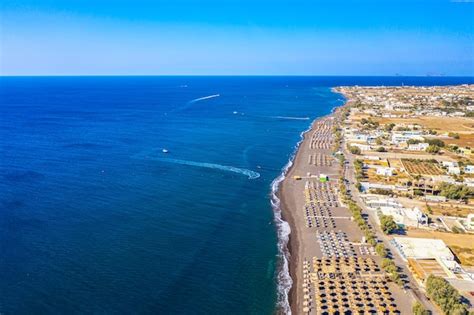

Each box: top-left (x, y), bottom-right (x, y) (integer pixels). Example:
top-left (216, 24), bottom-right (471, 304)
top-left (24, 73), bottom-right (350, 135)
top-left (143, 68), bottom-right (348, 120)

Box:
top-left (445, 133), bottom-right (474, 147)
top-left (450, 246), bottom-right (474, 266)
top-left (366, 168), bottom-right (409, 185)
top-left (427, 204), bottom-right (474, 218)
top-left (363, 159), bottom-right (389, 167)
top-left (406, 230), bottom-right (474, 248)
top-left (375, 116), bottom-right (474, 133)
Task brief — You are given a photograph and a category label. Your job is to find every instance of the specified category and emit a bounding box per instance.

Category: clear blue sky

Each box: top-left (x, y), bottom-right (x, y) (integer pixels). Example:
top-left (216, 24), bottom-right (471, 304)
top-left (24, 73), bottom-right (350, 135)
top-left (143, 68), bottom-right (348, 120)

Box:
top-left (1, 0), bottom-right (473, 75)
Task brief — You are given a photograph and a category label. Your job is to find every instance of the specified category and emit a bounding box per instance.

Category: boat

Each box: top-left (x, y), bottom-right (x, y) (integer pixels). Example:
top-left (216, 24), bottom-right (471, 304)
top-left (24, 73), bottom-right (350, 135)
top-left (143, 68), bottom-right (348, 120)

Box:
top-left (162, 149), bottom-right (169, 153)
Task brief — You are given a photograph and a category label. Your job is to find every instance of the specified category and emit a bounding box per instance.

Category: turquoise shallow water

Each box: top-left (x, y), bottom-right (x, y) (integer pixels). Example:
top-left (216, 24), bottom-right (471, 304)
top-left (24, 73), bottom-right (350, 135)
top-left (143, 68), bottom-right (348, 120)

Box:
top-left (1, 76), bottom-right (472, 314)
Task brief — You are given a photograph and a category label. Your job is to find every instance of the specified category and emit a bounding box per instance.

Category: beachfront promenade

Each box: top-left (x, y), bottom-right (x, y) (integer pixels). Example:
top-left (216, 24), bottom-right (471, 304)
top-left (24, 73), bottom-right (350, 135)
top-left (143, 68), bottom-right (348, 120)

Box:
top-left (279, 111), bottom-right (412, 314)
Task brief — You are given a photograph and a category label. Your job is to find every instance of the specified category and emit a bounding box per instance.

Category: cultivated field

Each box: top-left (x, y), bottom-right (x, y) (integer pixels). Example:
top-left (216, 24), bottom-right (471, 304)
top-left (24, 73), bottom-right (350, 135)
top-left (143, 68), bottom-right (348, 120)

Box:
top-left (401, 159), bottom-right (445, 176)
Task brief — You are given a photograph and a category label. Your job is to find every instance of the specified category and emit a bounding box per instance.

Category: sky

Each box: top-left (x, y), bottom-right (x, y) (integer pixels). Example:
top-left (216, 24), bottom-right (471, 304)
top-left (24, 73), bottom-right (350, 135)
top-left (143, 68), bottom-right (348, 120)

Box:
top-left (1, 0), bottom-right (473, 76)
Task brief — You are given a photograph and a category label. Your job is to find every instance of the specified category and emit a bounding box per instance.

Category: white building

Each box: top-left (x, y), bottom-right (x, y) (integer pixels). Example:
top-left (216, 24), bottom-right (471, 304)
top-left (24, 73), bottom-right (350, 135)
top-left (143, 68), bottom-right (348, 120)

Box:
top-left (424, 195), bottom-right (447, 202)
top-left (376, 166), bottom-right (395, 177)
top-left (392, 237), bottom-right (462, 277)
top-left (360, 182), bottom-right (395, 192)
top-left (465, 165), bottom-right (474, 174)
top-left (391, 131), bottom-right (424, 145)
top-left (407, 142), bottom-right (429, 151)
top-left (448, 166), bottom-right (461, 175)
top-left (442, 161), bottom-right (458, 168)
top-left (364, 196), bottom-right (428, 227)
top-left (466, 214), bottom-right (474, 230)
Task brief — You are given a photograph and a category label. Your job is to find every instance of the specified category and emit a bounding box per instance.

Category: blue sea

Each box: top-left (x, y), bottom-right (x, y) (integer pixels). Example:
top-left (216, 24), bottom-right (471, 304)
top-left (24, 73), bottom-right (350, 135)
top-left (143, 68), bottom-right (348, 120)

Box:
top-left (1, 76), bottom-right (473, 314)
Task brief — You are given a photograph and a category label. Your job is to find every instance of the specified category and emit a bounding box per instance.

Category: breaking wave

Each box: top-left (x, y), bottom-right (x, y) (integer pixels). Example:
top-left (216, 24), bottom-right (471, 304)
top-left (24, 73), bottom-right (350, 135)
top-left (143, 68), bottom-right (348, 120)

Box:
top-left (271, 120), bottom-right (316, 315)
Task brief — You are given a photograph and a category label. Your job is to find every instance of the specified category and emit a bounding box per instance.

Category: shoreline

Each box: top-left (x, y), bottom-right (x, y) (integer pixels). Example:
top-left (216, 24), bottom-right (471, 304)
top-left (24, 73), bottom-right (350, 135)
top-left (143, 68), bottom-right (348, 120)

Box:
top-left (272, 96), bottom-right (346, 314)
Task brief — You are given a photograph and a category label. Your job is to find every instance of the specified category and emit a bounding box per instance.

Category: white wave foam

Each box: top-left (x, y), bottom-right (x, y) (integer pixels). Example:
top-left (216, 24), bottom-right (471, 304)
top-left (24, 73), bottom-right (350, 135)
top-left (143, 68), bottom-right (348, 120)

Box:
top-left (271, 120), bottom-right (316, 315)
top-left (153, 157), bottom-right (260, 179)
top-left (271, 116), bottom-right (310, 121)
top-left (188, 94), bottom-right (220, 104)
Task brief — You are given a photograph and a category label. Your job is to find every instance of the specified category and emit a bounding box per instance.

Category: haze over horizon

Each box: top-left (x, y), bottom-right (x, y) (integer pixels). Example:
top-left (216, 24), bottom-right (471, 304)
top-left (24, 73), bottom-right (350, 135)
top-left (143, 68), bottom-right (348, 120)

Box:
top-left (1, 0), bottom-right (473, 76)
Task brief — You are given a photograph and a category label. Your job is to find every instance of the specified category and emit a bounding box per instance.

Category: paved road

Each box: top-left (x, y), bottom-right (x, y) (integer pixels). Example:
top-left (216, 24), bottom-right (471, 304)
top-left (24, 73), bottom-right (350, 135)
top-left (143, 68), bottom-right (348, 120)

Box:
top-left (342, 142), bottom-right (439, 314)
top-left (362, 151), bottom-right (456, 162)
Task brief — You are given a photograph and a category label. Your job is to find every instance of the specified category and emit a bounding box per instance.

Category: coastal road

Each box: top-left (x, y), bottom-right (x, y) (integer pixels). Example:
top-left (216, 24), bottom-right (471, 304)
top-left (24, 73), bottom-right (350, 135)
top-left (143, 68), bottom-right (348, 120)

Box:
top-left (361, 151), bottom-right (456, 162)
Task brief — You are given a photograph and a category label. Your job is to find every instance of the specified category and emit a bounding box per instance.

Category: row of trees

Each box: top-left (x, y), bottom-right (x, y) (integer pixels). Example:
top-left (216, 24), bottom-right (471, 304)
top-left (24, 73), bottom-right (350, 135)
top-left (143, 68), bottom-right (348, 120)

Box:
top-left (426, 275), bottom-right (468, 315)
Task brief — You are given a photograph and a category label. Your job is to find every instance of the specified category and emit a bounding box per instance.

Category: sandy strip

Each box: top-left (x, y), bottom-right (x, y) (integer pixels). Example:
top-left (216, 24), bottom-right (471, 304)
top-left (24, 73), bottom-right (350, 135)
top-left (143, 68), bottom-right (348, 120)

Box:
top-left (277, 113), bottom-right (338, 313)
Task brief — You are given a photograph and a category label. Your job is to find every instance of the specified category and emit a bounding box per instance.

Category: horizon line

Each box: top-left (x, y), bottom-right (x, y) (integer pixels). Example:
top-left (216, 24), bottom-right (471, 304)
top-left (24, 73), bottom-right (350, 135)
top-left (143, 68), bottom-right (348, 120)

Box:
top-left (1, 74), bottom-right (474, 78)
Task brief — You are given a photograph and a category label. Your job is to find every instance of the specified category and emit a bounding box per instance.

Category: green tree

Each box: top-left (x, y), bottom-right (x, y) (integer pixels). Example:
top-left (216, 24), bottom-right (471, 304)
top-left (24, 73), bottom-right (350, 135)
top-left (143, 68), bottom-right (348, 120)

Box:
top-left (439, 183), bottom-right (472, 200)
top-left (425, 138), bottom-right (445, 147)
top-left (412, 301), bottom-right (430, 315)
top-left (349, 145), bottom-right (361, 155)
top-left (375, 243), bottom-right (387, 257)
top-left (426, 145), bottom-right (441, 154)
top-left (385, 123), bottom-right (395, 131)
top-left (380, 214), bottom-right (398, 234)
top-left (448, 132), bottom-right (460, 139)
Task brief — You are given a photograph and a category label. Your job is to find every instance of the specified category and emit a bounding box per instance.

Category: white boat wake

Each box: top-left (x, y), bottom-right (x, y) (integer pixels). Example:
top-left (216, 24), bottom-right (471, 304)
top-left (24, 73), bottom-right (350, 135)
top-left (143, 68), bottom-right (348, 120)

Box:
top-left (152, 157), bottom-right (260, 179)
top-left (271, 116), bottom-right (310, 121)
top-left (188, 94), bottom-right (220, 104)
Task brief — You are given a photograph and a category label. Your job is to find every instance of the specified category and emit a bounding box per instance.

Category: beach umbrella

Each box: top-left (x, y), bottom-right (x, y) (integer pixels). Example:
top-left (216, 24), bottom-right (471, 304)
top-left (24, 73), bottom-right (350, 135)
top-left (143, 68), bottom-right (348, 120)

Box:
top-left (302, 306), bottom-right (310, 313)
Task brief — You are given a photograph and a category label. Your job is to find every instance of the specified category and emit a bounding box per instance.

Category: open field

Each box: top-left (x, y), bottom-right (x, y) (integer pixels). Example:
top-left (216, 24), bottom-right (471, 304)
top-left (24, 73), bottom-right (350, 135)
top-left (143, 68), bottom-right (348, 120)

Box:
top-left (406, 230), bottom-right (474, 266)
top-left (397, 196), bottom-right (474, 217)
top-left (450, 246), bottom-right (474, 266)
top-left (366, 168), bottom-right (410, 185)
top-left (362, 159), bottom-right (389, 167)
top-left (401, 159), bottom-right (445, 176)
top-left (445, 133), bottom-right (474, 148)
top-left (375, 116), bottom-right (474, 134)
top-left (427, 204), bottom-right (474, 218)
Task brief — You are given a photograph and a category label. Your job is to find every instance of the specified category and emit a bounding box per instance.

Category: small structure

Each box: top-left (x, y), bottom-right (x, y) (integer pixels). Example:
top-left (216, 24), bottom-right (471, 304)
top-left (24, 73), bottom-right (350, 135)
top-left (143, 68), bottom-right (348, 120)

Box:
top-left (319, 174), bottom-right (329, 182)
top-left (407, 142), bottom-right (429, 151)
top-left (466, 214), bottom-right (474, 231)
top-left (448, 166), bottom-right (461, 175)
top-left (465, 165), bottom-right (474, 174)
top-left (424, 195), bottom-right (447, 203)
top-left (376, 166), bottom-right (395, 177)
top-left (391, 131), bottom-right (424, 145)
top-left (442, 161), bottom-right (458, 168)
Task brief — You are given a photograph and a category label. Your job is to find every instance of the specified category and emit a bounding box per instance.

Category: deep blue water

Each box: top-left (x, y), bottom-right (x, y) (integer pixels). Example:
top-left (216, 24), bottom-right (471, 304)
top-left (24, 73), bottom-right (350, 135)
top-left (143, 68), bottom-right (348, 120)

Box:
top-left (1, 76), bottom-right (473, 314)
